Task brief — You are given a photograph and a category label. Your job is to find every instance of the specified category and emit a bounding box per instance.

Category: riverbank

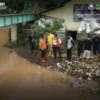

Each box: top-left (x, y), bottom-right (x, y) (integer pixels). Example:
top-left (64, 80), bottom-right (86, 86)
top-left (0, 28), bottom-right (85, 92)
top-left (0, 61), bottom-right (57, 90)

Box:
top-left (11, 46), bottom-right (100, 80)
top-left (0, 46), bottom-right (100, 100)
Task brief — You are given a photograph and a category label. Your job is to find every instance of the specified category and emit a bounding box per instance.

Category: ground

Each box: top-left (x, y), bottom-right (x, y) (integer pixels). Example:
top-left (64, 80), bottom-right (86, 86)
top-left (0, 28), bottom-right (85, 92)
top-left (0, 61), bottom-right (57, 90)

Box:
top-left (12, 46), bottom-right (100, 79)
top-left (11, 46), bottom-right (62, 67)
top-left (10, 46), bottom-right (100, 99)
top-left (11, 46), bottom-right (100, 76)
top-left (0, 46), bottom-right (100, 100)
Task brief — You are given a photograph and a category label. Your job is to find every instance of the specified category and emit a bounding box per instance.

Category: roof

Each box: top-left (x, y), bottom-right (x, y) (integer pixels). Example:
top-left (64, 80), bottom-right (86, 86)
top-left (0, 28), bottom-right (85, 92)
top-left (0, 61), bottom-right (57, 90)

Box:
top-left (41, 0), bottom-right (71, 13)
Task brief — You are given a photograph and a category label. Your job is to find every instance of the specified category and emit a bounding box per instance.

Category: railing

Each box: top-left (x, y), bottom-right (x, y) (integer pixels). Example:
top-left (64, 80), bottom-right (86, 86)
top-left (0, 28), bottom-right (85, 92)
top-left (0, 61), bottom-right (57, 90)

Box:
top-left (0, 13), bottom-right (41, 27)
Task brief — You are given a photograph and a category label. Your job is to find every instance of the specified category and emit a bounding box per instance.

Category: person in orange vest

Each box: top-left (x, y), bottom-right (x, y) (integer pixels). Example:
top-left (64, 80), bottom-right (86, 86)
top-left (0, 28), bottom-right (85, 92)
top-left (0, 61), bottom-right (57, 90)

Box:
top-left (53, 34), bottom-right (62, 61)
top-left (39, 35), bottom-right (47, 62)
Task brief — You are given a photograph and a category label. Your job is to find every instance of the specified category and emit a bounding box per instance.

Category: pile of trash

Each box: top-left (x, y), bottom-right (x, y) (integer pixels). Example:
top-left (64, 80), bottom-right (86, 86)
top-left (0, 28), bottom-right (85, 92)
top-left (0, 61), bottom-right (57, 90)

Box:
top-left (47, 56), bottom-right (100, 81)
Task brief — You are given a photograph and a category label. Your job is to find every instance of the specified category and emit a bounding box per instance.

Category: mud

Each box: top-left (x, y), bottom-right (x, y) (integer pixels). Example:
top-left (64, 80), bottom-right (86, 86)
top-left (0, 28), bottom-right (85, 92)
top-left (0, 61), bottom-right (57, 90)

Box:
top-left (0, 46), bottom-right (100, 100)
top-left (0, 26), bottom-right (10, 45)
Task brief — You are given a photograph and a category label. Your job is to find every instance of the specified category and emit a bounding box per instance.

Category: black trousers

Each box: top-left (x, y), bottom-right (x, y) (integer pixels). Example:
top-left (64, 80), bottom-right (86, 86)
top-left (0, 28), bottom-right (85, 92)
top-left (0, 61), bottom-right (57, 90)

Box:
top-left (93, 45), bottom-right (100, 54)
top-left (29, 43), bottom-right (36, 54)
top-left (67, 48), bottom-right (72, 61)
top-left (78, 46), bottom-right (83, 57)
top-left (40, 49), bottom-right (46, 59)
top-left (53, 46), bottom-right (62, 60)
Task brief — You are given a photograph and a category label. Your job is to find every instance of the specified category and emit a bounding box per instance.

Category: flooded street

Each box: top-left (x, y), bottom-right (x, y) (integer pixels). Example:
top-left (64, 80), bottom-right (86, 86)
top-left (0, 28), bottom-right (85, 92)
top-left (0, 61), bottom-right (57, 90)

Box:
top-left (0, 47), bottom-right (100, 100)
top-left (0, 27), bottom-right (9, 45)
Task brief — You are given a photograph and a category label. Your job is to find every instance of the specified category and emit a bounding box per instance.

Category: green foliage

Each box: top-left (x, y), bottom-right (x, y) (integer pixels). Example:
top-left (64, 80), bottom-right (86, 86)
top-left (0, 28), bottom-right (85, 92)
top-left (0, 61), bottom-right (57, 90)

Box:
top-left (52, 0), bottom-right (63, 5)
top-left (51, 20), bottom-right (63, 34)
top-left (17, 28), bottom-right (29, 46)
top-left (31, 22), bottom-right (44, 37)
top-left (1, 0), bottom-right (67, 14)
top-left (31, 19), bottom-right (63, 37)
top-left (3, 41), bottom-right (18, 48)
top-left (23, 8), bottom-right (34, 13)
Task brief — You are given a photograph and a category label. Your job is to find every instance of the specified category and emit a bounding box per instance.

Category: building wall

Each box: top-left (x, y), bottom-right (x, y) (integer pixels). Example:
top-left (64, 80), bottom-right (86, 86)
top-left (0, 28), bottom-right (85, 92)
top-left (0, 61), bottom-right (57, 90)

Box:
top-left (0, 26), bottom-right (10, 45)
top-left (43, 0), bottom-right (100, 31)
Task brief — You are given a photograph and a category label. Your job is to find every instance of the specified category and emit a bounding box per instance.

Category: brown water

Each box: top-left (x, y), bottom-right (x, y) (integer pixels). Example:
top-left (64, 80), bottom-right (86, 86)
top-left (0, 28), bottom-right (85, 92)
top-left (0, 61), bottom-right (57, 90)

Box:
top-left (0, 47), bottom-right (99, 100)
top-left (0, 26), bottom-right (10, 45)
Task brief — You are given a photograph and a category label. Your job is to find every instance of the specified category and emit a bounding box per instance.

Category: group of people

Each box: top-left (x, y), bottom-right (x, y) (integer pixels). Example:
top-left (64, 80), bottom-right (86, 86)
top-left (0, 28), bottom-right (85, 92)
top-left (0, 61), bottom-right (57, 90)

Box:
top-left (28, 31), bottom-right (62, 62)
top-left (77, 34), bottom-right (100, 60)
top-left (39, 31), bottom-right (63, 62)
top-left (28, 31), bottom-right (100, 63)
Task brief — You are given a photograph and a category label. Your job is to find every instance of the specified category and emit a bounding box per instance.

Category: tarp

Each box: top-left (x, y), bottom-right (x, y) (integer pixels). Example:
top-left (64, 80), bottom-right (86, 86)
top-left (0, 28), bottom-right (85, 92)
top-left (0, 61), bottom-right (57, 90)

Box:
top-left (78, 18), bottom-right (100, 34)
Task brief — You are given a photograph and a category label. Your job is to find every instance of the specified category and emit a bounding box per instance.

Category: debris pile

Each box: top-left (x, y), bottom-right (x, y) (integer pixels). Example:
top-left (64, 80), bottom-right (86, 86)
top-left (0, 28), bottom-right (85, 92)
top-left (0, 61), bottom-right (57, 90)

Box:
top-left (47, 56), bottom-right (100, 81)
top-left (12, 46), bottom-right (100, 81)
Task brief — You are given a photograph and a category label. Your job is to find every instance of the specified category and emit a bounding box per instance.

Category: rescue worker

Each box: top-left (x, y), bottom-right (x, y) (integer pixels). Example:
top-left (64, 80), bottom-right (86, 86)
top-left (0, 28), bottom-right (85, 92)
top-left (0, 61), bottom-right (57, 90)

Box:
top-left (39, 35), bottom-right (47, 62)
top-left (53, 34), bottom-right (62, 61)
top-left (47, 31), bottom-right (54, 57)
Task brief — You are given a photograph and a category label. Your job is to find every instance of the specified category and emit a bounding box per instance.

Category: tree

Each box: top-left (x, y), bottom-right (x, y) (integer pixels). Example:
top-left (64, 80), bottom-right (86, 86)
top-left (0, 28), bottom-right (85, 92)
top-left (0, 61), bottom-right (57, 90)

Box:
top-left (31, 18), bottom-right (63, 37)
top-left (52, 0), bottom-right (63, 5)
top-left (0, 0), bottom-right (25, 13)
top-left (0, 0), bottom-right (68, 14)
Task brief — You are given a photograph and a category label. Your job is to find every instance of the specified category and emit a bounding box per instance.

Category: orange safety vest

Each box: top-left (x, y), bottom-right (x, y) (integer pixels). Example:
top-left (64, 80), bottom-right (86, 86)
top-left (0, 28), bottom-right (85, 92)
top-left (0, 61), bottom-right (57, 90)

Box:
top-left (39, 38), bottom-right (46, 49)
top-left (54, 37), bottom-right (61, 47)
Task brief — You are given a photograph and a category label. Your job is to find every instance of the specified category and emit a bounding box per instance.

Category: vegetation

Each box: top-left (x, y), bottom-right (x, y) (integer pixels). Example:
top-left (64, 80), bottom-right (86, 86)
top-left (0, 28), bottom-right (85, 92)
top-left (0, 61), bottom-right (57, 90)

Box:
top-left (0, 0), bottom-right (68, 14)
top-left (3, 41), bottom-right (18, 48)
top-left (4, 23), bottom-right (30, 48)
top-left (31, 18), bottom-right (63, 37)
top-left (4, 18), bottom-right (64, 48)
top-left (2, 0), bottom-right (67, 48)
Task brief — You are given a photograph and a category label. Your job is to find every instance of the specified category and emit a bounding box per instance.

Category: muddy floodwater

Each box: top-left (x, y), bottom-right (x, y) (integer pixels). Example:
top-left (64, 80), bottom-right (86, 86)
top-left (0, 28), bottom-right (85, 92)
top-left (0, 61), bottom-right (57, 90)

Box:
top-left (0, 27), bottom-right (9, 45)
top-left (0, 46), bottom-right (100, 100)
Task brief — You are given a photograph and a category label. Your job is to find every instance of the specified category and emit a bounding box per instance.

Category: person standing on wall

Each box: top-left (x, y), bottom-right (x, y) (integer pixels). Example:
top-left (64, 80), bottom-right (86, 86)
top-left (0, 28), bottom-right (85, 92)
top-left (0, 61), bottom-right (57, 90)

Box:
top-left (53, 34), bottom-right (62, 61)
top-left (47, 31), bottom-right (54, 57)
top-left (28, 32), bottom-right (37, 54)
top-left (66, 34), bottom-right (74, 61)
top-left (39, 35), bottom-right (47, 62)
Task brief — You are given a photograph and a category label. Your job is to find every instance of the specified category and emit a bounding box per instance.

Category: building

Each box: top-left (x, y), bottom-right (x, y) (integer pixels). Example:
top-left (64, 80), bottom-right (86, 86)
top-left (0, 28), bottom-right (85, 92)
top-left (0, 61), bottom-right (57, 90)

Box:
top-left (43, 0), bottom-right (100, 39)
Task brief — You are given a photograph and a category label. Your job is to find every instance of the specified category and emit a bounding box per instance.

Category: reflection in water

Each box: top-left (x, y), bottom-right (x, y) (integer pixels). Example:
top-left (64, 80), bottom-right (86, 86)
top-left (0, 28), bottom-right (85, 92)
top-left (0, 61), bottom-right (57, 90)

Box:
top-left (0, 47), bottom-right (99, 100)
